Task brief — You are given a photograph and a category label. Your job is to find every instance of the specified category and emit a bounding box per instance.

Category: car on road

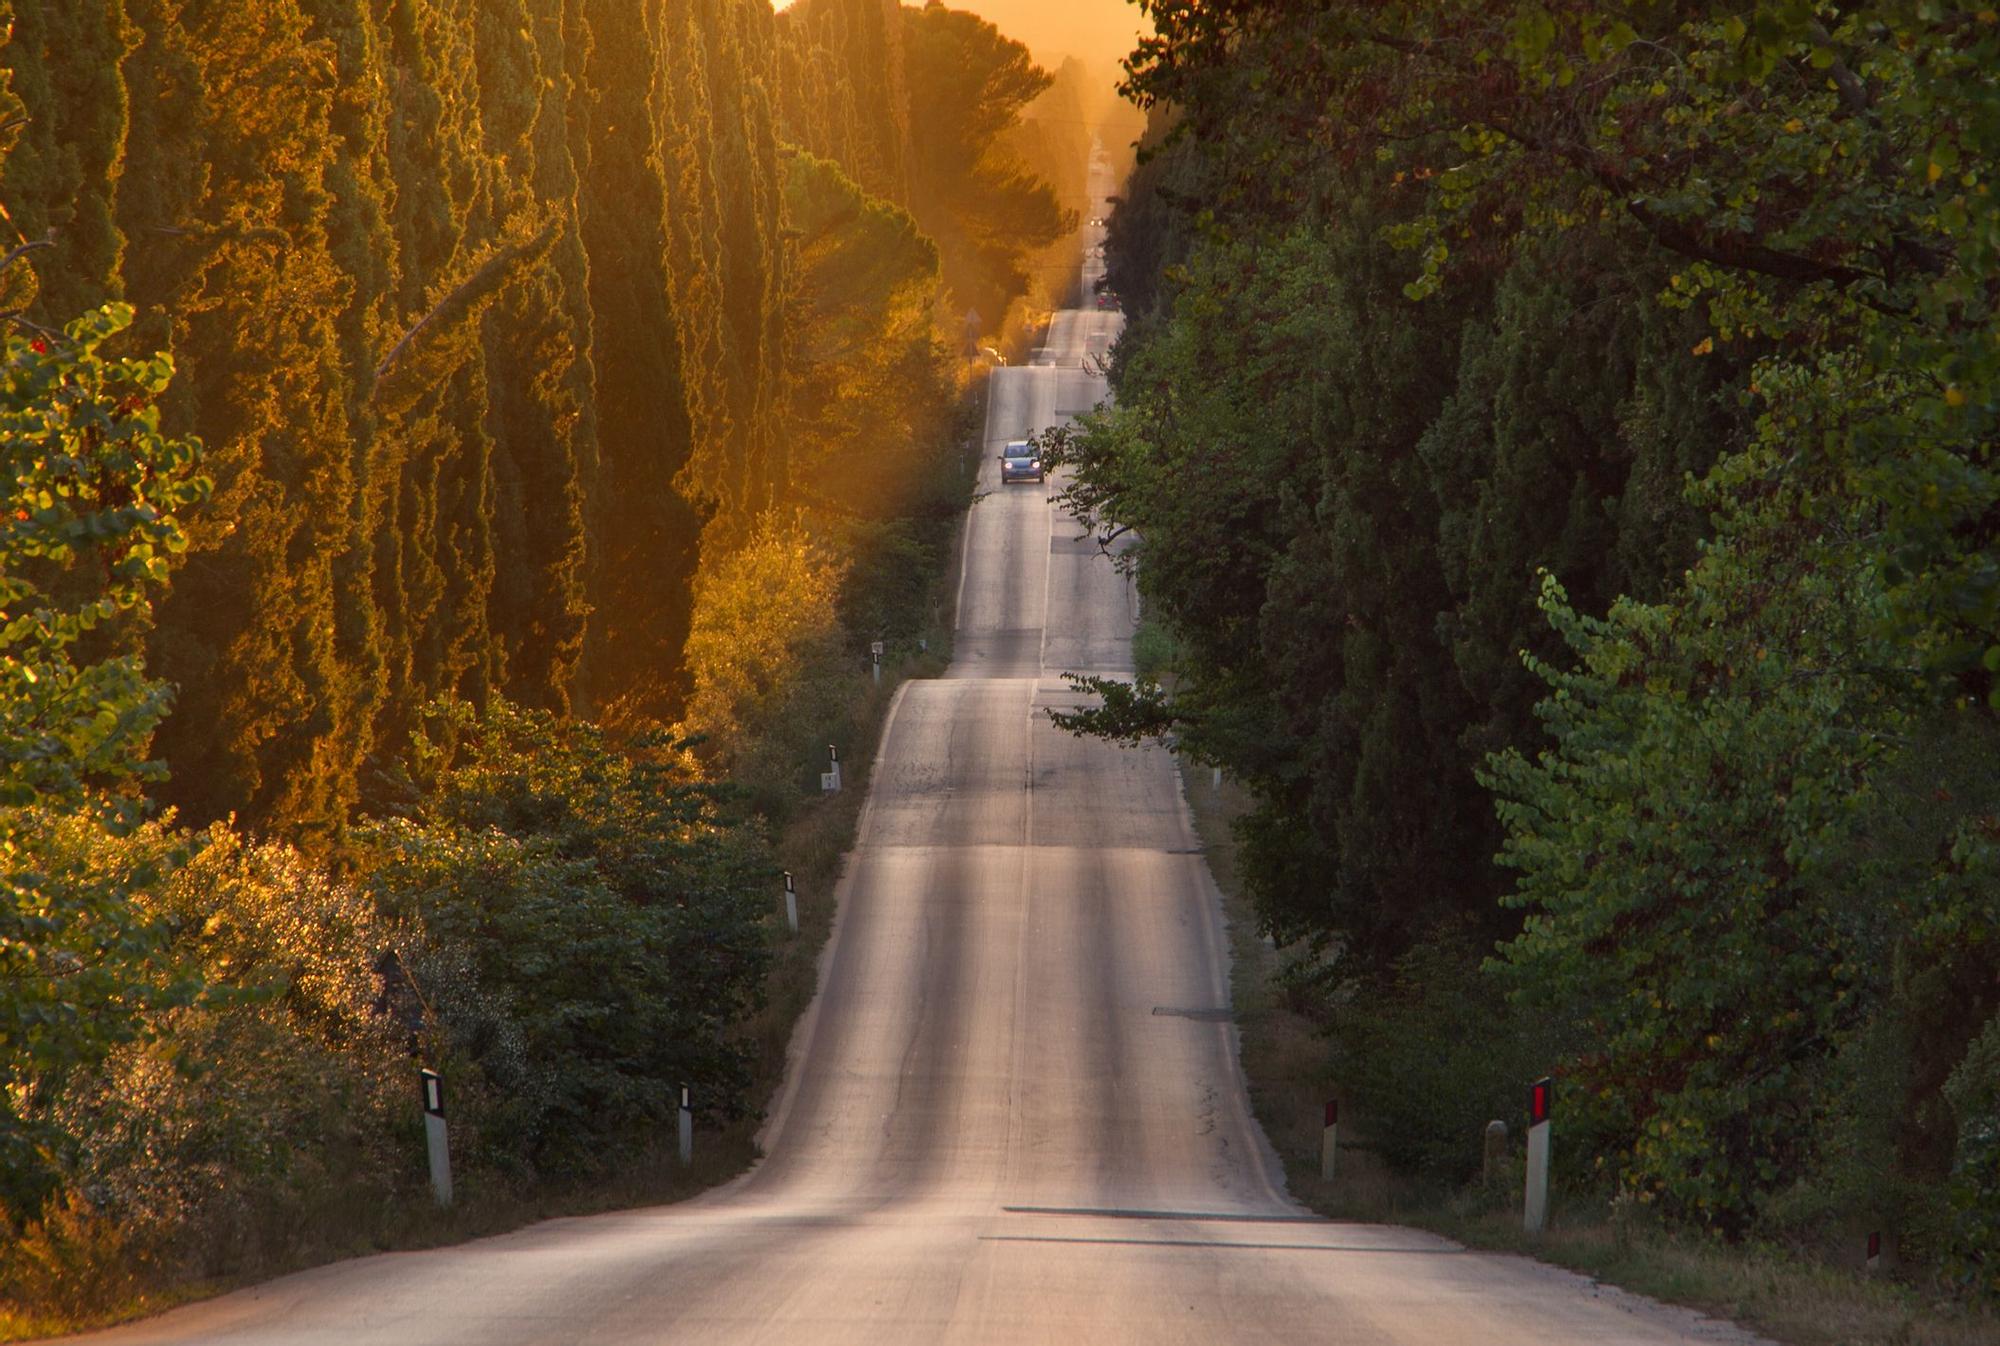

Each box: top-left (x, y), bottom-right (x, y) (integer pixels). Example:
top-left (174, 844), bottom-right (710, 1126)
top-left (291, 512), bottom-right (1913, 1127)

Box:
top-left (999, 441), bottom-right (1044, 484)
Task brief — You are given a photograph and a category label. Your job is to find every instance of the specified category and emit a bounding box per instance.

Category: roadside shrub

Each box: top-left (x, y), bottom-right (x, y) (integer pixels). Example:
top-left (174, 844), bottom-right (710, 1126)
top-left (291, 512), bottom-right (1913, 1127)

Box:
top-left (2, 820), bottom-right (408, 1304)
top-left (360, 699), bottom-right (774, 1181)
top-left (680, 514), bottom-right (849, 779)
top-left (1942, 1014), bottom-right (2000, 1299)
top-left (1325, 922), bottom-right (1558, 1188)
top-left (1132, 617), bottom-right (1181, 682)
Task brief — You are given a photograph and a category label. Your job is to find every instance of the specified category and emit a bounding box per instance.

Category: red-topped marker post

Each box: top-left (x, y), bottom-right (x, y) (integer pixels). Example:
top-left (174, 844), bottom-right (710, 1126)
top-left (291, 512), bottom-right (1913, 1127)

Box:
top-left (1525, 1076), bottom-right (1552, 1233)
top-left (1320, 1100), bottom-right (1338, 1183)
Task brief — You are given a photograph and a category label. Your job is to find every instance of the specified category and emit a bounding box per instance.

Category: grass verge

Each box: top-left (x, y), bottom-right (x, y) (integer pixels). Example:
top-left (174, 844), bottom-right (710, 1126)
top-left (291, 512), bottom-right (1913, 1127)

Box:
top-left (1180, 757), bottom-right (2000, 1346)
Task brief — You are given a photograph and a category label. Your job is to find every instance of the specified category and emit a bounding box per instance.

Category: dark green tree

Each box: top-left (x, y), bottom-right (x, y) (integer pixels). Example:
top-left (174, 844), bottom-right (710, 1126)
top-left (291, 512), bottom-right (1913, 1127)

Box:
top-left (901, 4), bottom-right (1071, 333)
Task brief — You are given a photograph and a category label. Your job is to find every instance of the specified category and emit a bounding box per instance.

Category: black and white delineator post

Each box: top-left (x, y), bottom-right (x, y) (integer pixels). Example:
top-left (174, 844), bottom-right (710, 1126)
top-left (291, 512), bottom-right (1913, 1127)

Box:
top-left (1525, 1076), bottom-right (1553, 1233)
top-left (870, 640), bottom-right (884, 686)
top-left (678, 1085), bottom-right (693, 1166)
top-left (420, 1068), bottom-right (453, 1207)
top-left (1320, 1100), bottom-right (1338, 1182)
top-left (783, 870), bottom-right (798, 934)
top-left (1867, 1231), bottom-right (1882, 1273)
top-left (821, 743), bottom-right (842, 793)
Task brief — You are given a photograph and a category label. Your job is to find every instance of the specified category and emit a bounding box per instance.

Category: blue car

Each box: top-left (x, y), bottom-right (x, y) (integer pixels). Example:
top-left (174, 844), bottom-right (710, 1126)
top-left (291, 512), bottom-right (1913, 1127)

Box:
top-left (1000, 440), bottom-right (1044, 484)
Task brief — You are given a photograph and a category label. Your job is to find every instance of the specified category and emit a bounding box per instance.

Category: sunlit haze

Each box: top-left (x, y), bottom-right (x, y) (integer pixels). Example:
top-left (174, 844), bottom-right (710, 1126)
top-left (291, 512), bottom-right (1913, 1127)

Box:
top-left (772, 0), bottom-right (1147, 74)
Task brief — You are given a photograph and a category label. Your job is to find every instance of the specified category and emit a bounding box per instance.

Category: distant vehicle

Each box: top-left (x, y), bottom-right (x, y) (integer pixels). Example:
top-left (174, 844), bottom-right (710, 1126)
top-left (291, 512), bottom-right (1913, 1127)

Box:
top-left (999, 441), bottom-right (1044, 484)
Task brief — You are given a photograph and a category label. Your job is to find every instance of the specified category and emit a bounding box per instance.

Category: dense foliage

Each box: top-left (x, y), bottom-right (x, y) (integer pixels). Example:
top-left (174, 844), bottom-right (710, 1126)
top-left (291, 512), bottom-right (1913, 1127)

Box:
top-left (0, 0), bottom-right (1059, 834)
top-left (1056, 0), bottom-right (2000, 1290)
top-left (361, 700), bottom-right (775, 1177)
top-left (900, 2), bottom-right (1076, 331)
top-left (0, 301), bottom-right (207, 1219)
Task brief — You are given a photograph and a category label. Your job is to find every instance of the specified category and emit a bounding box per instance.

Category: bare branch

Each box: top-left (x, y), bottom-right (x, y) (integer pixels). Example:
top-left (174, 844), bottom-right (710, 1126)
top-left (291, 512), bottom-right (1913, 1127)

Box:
top-left (1807, 22), bottom-right (1873, 114)
top-left (1, 311), bottom-right (65, 341)
top-left (0, 234), bottom-right (54, 277)
top-left (373, 222), bottom-right (557, 386)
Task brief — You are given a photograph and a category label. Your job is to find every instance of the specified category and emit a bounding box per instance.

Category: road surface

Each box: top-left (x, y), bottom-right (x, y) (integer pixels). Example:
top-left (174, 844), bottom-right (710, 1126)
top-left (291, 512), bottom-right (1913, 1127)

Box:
top-left (69, 146), bottom-right (1763, 1346)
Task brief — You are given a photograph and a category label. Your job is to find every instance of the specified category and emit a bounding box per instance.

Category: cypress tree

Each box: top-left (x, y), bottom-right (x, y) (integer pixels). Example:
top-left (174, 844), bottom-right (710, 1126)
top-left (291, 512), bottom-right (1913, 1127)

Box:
top-left (774, 0), bottom-right (910, 208)
top-left (297, 0), bottom-right (397, 817)
top-left (0, 0), bottom-right (132, 315)
top-left (374, 0), bottom-right (500, 730)
top-left (0, 0), bottom-right (945, 823)
top-left (118, 0), bottom-right (364, 838)
top-left (630, 0), bottom-right (793, 673)
top-left (573, 0), bottom-right (702, 721)
top-left (474, 0), bottom-right (593, 716)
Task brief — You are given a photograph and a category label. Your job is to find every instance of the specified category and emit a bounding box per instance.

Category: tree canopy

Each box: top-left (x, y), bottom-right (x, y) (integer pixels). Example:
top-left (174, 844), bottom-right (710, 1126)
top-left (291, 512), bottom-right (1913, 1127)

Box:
top-left (1057, 0), bottom-right (2000, 1282)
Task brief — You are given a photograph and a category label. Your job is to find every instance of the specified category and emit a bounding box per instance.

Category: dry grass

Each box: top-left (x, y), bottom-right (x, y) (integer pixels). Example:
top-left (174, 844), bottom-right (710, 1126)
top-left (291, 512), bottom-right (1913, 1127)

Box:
top-left (1180, 755), bottom-right (2000, 1346)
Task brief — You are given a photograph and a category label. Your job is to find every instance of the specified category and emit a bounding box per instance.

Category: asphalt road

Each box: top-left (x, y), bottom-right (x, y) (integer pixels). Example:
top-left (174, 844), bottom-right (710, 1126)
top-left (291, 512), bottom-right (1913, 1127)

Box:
top-left (68, 147), bottom-right (1764, 1346)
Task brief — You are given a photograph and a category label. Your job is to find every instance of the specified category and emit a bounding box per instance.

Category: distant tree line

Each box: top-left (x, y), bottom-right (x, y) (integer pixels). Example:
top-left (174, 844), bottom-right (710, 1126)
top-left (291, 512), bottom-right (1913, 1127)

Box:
top-left (1056, 0), bottom-right (1999, 1293)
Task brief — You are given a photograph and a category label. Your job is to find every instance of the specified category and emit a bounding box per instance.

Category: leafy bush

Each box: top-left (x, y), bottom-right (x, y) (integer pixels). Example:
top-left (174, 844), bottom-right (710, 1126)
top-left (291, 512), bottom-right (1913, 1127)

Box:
top-left (680, 515), bottom-right (850, 776)
top-left (3, 819), bottom-right (408, 1300)
top-left (361, 699), bottom-right (774, 1180)
top-left (1942, 1014), bottom-right (2000, 1298)
top-left (2, 303), bottom-right (206, 1221)
top-left (1325, 923), bottom-right (1558, 1188)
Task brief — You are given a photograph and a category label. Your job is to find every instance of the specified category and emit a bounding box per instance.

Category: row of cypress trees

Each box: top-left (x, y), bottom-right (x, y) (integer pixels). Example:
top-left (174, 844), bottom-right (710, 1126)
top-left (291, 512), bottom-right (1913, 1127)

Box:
top-left (0, 0), bottom-right (1033, 841)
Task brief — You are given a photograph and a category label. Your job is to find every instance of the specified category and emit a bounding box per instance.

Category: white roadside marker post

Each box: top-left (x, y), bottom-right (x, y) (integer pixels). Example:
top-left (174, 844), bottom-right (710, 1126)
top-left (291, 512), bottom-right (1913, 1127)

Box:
top-left (783, 870), bottom-right (798, 934)
top-left (679, 1085), bottom-right (693, 1166)
top-left (1484, 1119), bottom-right (1509, 1188)
top-left (1211, 765), bottom-right (1222, 790)
top-left (1525, 1076), bottom-right (1552, 1234)
top-left (420, 1068), bottom-right (453, 1207)
top-left (870, 640), bottom-right (884, 685)
top-left (1867, 1231), bottom-right (1882, 1274)
top-left (1320, 1100), bottom-right (1339, 1183)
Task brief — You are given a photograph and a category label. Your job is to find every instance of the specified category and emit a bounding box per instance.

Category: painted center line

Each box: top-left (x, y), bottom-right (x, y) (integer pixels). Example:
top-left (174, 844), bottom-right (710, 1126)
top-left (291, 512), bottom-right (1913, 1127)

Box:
top-left (1000, 1205), bottom-right (1325, 1224)
top-left (981, 1235), bottom-right (1467, 1255)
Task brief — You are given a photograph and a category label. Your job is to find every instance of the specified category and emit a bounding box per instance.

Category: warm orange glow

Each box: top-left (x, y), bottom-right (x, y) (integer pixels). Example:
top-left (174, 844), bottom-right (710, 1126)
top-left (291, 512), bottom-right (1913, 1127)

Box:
top-left (772, 0), bottom-right (1148, 73)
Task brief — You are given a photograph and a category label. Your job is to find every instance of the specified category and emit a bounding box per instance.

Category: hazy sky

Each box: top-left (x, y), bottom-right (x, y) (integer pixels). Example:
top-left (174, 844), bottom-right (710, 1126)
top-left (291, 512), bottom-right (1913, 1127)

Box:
top-left (925, 0), bottom-right (1148, 72)
top-left (771, 1), bottom-right (1149, 76)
